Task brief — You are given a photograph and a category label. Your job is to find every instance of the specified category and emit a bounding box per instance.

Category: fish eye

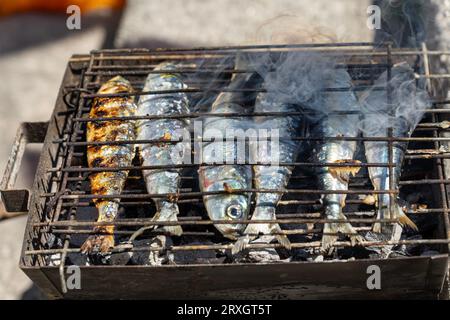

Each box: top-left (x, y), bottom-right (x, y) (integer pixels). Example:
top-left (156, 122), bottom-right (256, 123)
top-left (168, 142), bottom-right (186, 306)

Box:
top-left (226, 204), bottom-right (242, 219)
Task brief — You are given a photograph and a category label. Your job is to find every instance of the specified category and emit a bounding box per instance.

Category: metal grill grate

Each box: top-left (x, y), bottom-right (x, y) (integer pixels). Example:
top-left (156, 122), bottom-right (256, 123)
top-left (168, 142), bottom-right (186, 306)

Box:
top-left (16, 42), bottom-right (450, 299)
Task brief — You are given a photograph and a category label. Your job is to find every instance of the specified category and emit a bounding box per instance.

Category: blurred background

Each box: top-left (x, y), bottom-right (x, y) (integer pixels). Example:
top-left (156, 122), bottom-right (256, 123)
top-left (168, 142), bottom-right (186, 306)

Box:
top-left (0, 0), bottom-right (448, 299)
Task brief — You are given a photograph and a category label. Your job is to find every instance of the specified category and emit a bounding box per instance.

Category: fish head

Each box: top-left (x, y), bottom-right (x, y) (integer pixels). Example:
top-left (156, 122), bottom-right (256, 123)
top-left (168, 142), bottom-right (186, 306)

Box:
top-left (204, 193), bottom-right (250, 239)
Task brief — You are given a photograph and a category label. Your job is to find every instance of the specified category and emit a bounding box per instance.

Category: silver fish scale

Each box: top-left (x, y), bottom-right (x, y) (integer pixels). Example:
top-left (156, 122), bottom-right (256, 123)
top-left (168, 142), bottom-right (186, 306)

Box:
top-left (362, 63), bottom-right (427, 228)
top-left (137, 66), bottom-right (190, 196)
top-left (201, 101), bottom-right (252, 194)
top-left (253, 94), bottom-right (302, 208)
top-left (311, 69), bottom-right (360, 221)
top-left (199, 75), bottom-right (253, 237)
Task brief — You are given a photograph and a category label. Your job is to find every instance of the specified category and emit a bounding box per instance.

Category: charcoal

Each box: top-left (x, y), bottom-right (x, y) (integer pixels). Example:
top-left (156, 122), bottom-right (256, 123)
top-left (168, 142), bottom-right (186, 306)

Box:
top-left (388, 251), bottom-right (409, 258)
top-left (67, 252), bottom-right (89, 266)
top-left (88, 253), bottom-right (111, 265)
top-left (400, 234), bottom-right (423, 256)
top-left (291, 248), bottom-right (313, 261)
top-left (131, 236), bottom-right (173, 266)
top-left (46, 233), bottom-right (63, 249)
top-left (168, 240), bottom-right (222, 265)
top-left (109, 251), bottom-right (132, 265)
top-left (360, 231), bottom-right (393, 258)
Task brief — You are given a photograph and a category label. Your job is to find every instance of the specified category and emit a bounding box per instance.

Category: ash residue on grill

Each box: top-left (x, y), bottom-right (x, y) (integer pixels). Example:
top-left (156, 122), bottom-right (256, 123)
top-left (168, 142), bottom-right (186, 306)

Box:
top-left (36, 44), bottom-right (449, 269)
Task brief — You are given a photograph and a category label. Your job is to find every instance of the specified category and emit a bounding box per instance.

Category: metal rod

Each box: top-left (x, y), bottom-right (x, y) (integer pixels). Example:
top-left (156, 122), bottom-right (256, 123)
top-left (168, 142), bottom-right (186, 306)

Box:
top-left (41, 188), bottom-right (399, 201)
top-left (32, 217), bottom-right (401, 228)
top-left (24, 238), bottom-right (450, 256)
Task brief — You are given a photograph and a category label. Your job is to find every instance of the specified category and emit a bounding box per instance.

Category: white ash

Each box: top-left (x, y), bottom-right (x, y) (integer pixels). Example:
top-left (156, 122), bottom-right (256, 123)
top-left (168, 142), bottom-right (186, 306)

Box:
top-left (232, 236), bottom-right (281, 263)
top-left (130, 236), bottom-right (173, 266)
top-left (47, 254), bottom-right (61, 267)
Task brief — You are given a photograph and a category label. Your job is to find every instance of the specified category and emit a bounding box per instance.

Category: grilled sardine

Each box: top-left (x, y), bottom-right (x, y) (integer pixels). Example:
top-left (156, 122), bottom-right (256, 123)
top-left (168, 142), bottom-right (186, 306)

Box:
top-left (232, 93), bottom-right (302, 254)
top-left (199, 59), bottom-right (258, 240)
top-left (81, 76), bottom-right (137, 254)
top-left (361, 62), bottom-right (426, 235)
top-left (311, 68), bottom-right (364, 254)
top-left (137, 62), bottom-right (190, 236)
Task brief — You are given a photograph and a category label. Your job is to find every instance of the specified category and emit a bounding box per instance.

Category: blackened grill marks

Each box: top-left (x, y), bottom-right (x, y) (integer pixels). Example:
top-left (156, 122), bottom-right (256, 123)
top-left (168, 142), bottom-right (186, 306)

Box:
top-left (81, 76), bottom-right (136, 254)
top-left (90, 157), bottom-right (103, 167)
top-left (92, 97), bottom-right (132, 115)
top-left (87, 145), bottom-right (102, 154)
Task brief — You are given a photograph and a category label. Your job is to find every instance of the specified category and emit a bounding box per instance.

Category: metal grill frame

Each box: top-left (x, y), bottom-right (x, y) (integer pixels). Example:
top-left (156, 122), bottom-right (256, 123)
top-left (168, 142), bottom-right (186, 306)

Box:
top-left (15, 42), bottom-right (450, 299)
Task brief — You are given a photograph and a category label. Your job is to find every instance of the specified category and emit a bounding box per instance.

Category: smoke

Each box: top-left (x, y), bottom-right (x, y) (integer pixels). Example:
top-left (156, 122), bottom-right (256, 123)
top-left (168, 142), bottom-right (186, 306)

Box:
top-left (373, 0), bottom-right (428, 48)
top-left (253, 52), bottom-right (336, 110)
top-left (358, 62), bottom-right (431, 137)
top-left (180, 13), bottom-right (431, 164)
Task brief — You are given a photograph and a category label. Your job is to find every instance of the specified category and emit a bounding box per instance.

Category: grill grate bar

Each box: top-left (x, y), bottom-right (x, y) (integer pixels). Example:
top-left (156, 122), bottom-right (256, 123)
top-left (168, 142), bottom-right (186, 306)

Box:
top-left (25, 238), bottom-right (450, 256)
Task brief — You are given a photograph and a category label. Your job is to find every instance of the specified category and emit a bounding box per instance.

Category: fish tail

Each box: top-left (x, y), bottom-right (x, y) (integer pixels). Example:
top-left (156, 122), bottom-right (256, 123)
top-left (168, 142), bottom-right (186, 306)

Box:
top-left (328, 160), bottom-right (361, 183)
top-left (232, 206), bottom-right (291, 255)
top-left (322, 204), bottom-right (364, 254)
top-left (81, 200), bottom-right (118, 254)
top-left (373, 202), bottom-right (418, 233)
top-left (396, 205), bottom-right (418, 231)
top-left (153, 201), bottom-right (183, 236)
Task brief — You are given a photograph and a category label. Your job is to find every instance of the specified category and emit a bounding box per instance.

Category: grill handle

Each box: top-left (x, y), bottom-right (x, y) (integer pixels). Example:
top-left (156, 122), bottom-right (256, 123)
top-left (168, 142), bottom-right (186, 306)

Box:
top-left (1, 122), bottom-right (48, 213)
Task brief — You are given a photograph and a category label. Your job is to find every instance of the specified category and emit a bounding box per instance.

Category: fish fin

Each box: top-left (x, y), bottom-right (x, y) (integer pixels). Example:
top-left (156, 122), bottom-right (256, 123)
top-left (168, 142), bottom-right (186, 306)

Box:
top-left (372, 204), bottom-right (418, 233)
top-left (362, 194), bottom-right (377, 206)
top-left (232, 235), bottom-right (251, 255)
top-left (232, 230), bottom-right (290, 255)
top-left (152, 202), bottom-right (183, 236)
top-left (321, 216), bottom-right (364, 255)
top-left (372, 205), bottom-right (383, 233)
top-left (397, 206), bottom-right (418, 231)
top-left (276, 234), bottom-right (292, 251)
top-left (82, 202), bottom-right (118, 255)
top-left (81, 226), bottom-right (115, 255)
top-left (372, 222), bottom-right (382, 233)
top-left (328, 160), bottom-right (361, 183)
top-left (161, 225), bottom-right (183, 237)
top-left (232, 205), bottom-right (291, 254)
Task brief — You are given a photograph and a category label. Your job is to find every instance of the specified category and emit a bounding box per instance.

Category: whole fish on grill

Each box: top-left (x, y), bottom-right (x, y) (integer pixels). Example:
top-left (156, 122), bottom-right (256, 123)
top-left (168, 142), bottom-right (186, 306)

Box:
top-left (199, 57), bottom-right (259, 240)
top-left (136, 62), bottom-right (191, 236)
top-left (232, 92), bottom-right (303, 254)
top-left (361, 62), bottom-right (428, 235)
top-left (81, 76), bottom-right (137, 254)
top-left (310, 68), bottom-right (364, 254)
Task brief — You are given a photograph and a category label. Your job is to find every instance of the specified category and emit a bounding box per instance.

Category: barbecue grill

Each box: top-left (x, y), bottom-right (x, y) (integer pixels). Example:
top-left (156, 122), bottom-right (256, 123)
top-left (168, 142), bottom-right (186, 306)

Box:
top-left (5, 42), bottom-right (449, 299)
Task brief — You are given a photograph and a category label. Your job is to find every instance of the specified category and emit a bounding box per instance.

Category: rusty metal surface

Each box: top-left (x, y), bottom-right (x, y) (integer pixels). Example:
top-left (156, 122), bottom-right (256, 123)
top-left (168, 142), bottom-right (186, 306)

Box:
top-left (0, 122), bottom-right (48, 212)
top-left (27, 254), bottom-right (447, 299)
top-left (15, 43), bottom-right (450, 299)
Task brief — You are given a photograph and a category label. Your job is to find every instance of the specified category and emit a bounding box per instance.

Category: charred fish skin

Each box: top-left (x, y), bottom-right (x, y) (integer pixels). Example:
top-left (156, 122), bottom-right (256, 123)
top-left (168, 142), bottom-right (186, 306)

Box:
top-left (199, 64), bottom-right (258, 240)
top-left (137, 62), bottom-right (190, 236)
top-left (232, 93), bottom-right (302, 254)
top-left (81, 76), bottom-right (137, 254)
top-left (311, 69), bottom-right (364, 254)
top-left (362, 62), bottom-right (421, 235)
